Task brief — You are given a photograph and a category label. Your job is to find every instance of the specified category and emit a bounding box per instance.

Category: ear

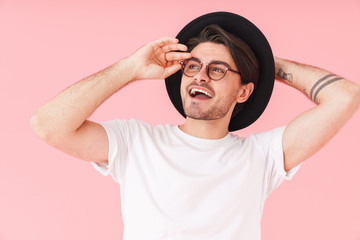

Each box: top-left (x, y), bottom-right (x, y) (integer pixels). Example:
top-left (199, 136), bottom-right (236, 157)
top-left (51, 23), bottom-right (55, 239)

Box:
top-left (236, 82), bottom-right (254, 103)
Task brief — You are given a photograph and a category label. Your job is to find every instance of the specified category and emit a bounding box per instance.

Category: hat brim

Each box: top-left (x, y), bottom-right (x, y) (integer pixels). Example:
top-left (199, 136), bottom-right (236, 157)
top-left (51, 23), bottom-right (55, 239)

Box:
top-left (165, 12), bottom-right (274, 131)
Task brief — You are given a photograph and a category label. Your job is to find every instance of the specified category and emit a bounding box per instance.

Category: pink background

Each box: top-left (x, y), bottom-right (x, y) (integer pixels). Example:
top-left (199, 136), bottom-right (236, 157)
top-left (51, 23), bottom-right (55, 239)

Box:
top-left (1, 0), bottom-right (359, 239)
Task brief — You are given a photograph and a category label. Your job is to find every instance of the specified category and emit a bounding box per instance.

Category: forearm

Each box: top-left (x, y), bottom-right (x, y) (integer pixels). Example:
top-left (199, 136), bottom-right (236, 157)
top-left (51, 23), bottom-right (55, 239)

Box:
top-left (30, 57), bottom-right (137, 141)
top-left (275, 56), bottom-right (360, 106)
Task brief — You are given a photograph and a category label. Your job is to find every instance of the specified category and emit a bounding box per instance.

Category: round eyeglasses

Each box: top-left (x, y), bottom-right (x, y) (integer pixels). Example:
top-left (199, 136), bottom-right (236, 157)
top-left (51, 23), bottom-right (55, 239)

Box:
top-left (180, 58), bottom-right (241, 81)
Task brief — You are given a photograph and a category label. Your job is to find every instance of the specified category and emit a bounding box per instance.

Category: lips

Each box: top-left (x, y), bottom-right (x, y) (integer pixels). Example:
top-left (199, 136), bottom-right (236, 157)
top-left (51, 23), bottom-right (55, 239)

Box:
top-left (189, 88), bottom-right (213, 98)
top-left (187, 84), bottom-right (214, 100)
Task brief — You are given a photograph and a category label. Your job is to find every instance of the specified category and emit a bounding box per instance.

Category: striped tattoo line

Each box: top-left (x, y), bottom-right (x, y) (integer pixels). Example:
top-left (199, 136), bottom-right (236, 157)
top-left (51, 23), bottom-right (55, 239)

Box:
top-left (311, 75), bottom-right (344, 103)
top-left (309, 74), bottom-right (335, 100)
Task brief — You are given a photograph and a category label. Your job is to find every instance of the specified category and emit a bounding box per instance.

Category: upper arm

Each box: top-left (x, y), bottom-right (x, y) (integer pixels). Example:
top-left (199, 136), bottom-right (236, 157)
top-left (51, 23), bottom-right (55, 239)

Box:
top-left (282, 104), bottom-right (336, 171)
top-left (51, 120), bottom-right (109, 163)
top-left (282, 82), bottom-right (360, 171)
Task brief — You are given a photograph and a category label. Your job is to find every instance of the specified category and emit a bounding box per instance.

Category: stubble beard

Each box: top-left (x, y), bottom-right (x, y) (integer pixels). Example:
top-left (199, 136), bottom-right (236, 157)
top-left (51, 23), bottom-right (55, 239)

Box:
top-left (182, 93), bottom-right (237, 120)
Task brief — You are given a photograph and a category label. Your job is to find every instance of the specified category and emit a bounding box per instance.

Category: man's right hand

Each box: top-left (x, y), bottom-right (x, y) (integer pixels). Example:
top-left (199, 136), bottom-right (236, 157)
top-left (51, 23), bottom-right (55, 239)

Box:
top-left (127, 37), bottom-right (191, 80)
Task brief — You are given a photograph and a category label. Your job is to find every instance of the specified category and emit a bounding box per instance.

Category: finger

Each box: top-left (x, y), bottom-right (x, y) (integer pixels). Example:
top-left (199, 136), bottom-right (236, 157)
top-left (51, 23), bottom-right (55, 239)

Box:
top-left (161, 43), bottom-right (188, 52)
top-left (163, 64), bottom-right (182, 78)
top-left (154, 37), bottom-right (179, 47)
top-left (170, 59), bottom-right (182, 66)
top-left (165, 52), bottom-right (192, 62)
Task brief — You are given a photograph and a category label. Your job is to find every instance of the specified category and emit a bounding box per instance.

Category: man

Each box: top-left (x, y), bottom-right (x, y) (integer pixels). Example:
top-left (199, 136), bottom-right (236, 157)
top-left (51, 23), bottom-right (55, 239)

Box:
top-left (30, 12), bottom-right (360, 239)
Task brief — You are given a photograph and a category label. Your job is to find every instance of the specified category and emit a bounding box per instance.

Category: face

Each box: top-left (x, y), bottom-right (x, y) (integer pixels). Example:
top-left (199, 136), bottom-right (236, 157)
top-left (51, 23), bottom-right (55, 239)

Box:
top-left (180, 42), bottom-right (249, 121)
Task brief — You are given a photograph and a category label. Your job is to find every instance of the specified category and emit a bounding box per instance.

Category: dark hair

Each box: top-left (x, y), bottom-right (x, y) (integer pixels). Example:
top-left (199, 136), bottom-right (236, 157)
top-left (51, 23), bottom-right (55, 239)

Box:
top-left (187, 24), bottom-right (259, 117)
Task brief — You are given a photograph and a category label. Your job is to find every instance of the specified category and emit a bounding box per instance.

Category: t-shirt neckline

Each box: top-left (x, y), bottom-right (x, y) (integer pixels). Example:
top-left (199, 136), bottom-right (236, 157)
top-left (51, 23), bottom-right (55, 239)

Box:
top-left (171, 125), bottom-right (234, 146)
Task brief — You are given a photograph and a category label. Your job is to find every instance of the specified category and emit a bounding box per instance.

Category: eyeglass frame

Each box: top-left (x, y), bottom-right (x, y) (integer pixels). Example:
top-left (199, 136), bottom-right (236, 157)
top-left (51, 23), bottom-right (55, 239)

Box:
top-left (180, 57), bottom-right (242, 81)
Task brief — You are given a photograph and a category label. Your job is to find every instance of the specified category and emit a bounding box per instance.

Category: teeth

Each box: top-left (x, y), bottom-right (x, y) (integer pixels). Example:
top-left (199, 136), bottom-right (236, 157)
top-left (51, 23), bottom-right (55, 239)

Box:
top-left (190, 88), bottom-right (212, 98)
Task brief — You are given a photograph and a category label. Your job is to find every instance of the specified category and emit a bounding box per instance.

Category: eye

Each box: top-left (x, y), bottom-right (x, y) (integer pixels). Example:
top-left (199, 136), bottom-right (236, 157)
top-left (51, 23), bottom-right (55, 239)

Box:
top-left (188, 64), bottom-right (200, 70)
top-left (186, 60), bottom-right (201, 71)
top-left (209, 65), bottom-right (226, 74)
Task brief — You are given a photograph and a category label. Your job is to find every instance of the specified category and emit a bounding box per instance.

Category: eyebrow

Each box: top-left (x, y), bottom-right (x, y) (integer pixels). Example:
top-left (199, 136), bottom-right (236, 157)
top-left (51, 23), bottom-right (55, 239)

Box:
top-left (190, 57), bottom-right (232, 68)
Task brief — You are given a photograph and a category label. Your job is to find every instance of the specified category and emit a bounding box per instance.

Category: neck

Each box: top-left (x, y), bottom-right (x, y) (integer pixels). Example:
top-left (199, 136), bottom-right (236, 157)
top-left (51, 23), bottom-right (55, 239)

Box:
top-left (179, 117), bottom-right (230, 139)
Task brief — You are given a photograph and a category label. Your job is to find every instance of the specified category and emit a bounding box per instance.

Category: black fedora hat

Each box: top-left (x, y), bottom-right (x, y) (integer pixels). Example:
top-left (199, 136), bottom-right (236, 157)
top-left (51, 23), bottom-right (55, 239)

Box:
top-left (165, 11), bottom-right (274, 131)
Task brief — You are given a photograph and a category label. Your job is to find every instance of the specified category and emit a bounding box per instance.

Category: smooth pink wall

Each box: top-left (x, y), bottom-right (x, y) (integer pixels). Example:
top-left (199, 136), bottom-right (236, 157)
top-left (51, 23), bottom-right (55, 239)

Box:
top-left (1, 0), bottom-right (359, 239)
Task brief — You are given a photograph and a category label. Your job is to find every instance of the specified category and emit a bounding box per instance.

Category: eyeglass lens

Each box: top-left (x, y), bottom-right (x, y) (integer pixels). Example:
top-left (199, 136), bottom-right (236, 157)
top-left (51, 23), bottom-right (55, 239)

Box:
top-left (182, 59), bottom-right (228, 80)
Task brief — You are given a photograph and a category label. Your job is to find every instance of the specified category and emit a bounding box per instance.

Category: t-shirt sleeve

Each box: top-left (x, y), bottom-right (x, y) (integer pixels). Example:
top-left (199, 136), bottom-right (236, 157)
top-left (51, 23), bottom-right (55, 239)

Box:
top-left (91, 119), bottom-right (132, 183)
top-left (254, 126), bottom-right (301, 198)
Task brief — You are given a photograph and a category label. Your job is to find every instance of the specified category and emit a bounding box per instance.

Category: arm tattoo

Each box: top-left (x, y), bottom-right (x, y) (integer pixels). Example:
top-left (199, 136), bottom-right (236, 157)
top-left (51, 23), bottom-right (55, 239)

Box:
top-left (310, 75), bottom-right (344, 103)
top-left (309, 74), bottom-right (335, 100)
top-left (277, 68), bottom-right (293, 83)
top-left (303, 88), bottom-right (308, 97)
top-left (313, 77), bottom-right (343, 103)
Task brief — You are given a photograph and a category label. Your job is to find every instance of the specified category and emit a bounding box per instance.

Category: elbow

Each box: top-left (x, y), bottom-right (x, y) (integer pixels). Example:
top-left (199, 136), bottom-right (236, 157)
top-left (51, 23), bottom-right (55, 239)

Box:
top-left (30, 112), bottom-right (48, 141)
top-left (353, 85), bottom-right (360, 110)
top-left (30, 112), bottom-right (59, 145)
top-left (328, 83), bottom-right (360, 118)
top-left (339, 84), bottom-right (360, 117)
top-left (345, 84), bottom-right (360, 112)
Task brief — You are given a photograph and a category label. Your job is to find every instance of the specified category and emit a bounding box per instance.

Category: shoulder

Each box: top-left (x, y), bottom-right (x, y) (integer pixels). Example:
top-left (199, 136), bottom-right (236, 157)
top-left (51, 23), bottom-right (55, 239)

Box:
top-left (242, 126), bottom-right (286, 154)
top-left (100, 118), bottom-right (173, 138)
top-left (247, 126), bottom-right (286, 144)
top-left (100, 118), bottom-right (154, 131)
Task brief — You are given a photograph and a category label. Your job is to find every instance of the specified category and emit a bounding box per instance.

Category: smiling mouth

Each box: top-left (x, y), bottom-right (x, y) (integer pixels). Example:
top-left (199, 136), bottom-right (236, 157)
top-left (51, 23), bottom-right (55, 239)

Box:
top-left (189, 88), bottom-right (213, 98)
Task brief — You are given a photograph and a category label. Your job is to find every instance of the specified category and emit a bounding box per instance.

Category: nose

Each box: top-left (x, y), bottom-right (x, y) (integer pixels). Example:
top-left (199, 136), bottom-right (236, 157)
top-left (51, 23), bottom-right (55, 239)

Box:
top-left (193, 65), bottom-right (211, 83)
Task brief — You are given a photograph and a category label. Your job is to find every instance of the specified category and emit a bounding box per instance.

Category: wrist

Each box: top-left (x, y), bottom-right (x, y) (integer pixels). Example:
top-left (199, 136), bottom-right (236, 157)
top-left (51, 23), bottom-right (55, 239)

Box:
top-left (114, 57), bottom-right (139, 84)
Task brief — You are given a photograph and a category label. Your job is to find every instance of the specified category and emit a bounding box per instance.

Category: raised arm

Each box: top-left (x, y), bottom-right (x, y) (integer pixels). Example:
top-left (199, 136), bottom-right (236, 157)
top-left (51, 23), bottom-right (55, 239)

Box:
top-left (30, 38), bottom-right (191, 163)
top-left (275, 57), bottom-right (360, 171)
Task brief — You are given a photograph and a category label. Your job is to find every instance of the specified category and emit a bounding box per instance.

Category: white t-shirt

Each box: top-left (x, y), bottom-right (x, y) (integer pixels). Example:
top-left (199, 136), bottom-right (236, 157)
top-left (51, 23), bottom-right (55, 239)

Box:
top-left (92, 119), bottom-right (300, 240)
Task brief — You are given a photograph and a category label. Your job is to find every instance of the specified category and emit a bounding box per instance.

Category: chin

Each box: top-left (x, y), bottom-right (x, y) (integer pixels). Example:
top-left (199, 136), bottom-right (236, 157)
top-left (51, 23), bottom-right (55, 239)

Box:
top-left (184, 105), bottom-right (232, 121)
